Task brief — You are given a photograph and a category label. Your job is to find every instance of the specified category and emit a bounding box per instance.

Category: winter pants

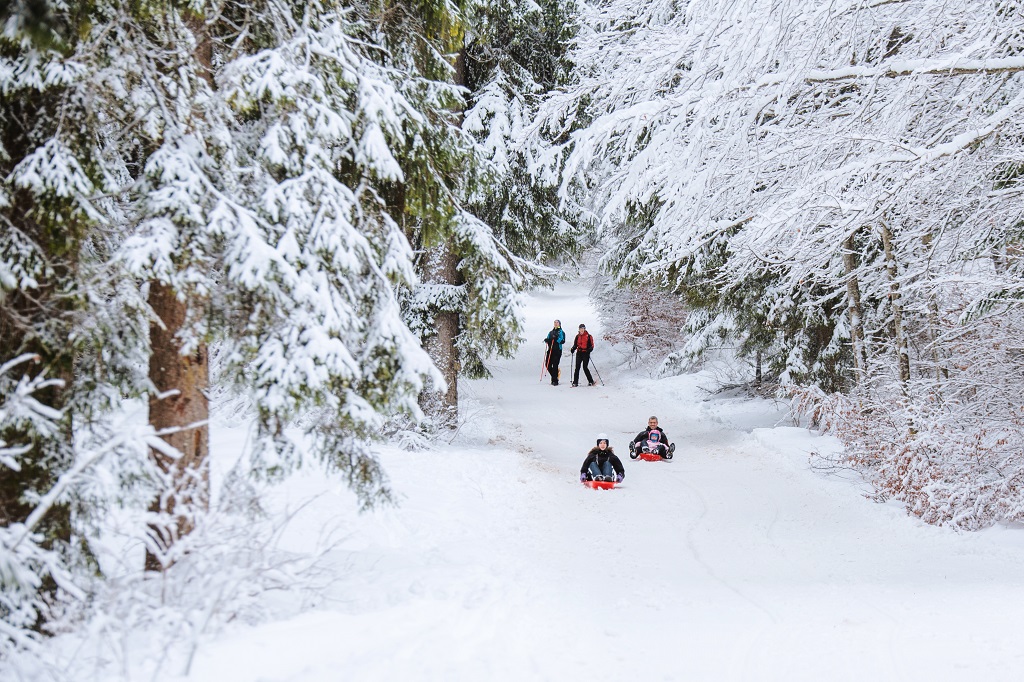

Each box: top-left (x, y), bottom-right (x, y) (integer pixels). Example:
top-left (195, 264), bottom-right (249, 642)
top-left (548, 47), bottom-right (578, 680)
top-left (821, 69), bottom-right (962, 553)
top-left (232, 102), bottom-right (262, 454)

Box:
top-left (547, 346), bottom-right (562, 385)
top-left (588, 460), bottom-right (615, 479)
top-left (573, 350), bottom-right (594, 386)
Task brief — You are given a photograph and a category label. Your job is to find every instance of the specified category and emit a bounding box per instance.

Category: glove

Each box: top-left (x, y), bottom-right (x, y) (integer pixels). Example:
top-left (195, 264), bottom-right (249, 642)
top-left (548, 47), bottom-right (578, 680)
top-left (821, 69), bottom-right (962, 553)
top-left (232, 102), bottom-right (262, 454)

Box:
top-left (580, 473), bottom-right (587, 482)
top-left (615, 474), bottom-right (624, 483)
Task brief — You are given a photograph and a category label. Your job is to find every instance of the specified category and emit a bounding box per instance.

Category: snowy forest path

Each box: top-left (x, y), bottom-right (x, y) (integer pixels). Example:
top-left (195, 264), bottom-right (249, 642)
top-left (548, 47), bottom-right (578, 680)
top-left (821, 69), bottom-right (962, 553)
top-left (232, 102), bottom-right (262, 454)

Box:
top-left (188, 277), bottom-right (1024, 682)
top-left (457, 276), bottom-right (1024, 681)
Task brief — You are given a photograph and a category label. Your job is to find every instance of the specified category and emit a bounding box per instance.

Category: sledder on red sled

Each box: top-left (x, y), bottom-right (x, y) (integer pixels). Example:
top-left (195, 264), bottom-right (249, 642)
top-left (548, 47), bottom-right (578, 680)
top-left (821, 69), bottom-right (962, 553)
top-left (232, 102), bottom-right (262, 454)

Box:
top-left (580, 434), bottom-right (625, 489)
top-left (628, 417), bottom-right (675, 461)
top-left (629, 438), bottom-right (676, 461)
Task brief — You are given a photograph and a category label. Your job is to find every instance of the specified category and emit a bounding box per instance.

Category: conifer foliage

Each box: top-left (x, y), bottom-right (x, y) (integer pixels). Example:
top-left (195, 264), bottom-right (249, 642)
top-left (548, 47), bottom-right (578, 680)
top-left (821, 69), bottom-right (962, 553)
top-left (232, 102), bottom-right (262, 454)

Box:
top-left (0, 0), bottom-right (580, 661)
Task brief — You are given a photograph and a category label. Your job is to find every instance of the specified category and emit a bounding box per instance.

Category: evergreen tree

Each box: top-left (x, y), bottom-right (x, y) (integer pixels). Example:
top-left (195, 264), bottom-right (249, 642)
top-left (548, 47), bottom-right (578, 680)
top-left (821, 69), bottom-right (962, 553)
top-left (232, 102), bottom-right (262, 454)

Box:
top-left (0, 0), bottom-right (111, 630)
top-left (370, 0), bottom-right (585, 425)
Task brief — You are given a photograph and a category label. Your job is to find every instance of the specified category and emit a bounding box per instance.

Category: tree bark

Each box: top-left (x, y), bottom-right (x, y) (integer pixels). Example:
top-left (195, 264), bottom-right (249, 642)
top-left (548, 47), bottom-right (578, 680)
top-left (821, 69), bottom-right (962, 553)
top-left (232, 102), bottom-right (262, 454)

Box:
top-left (919, 232), bottom-right (946, 384)
top-left (144, 10), bottom-right (213, 571)
top-left (145, 281), bottom-right (209, 571)
top-left (879, 221), bottom-right (911, 387)
top-left (842, 233), bottom-right (868, 384)
top-left (419, 245), bottom-right (462, 425)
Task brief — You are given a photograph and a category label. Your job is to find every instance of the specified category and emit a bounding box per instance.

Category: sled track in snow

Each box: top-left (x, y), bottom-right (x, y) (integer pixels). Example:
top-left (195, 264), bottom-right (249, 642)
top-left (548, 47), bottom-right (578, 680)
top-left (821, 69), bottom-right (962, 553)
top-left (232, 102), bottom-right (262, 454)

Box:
top-left (677, 475), bottom-right (778, 625)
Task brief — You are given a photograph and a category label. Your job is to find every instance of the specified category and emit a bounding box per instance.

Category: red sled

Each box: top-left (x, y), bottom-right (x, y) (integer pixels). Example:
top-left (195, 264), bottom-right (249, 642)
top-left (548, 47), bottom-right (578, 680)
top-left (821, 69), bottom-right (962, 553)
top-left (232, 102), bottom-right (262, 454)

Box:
top-left (583, 479), bottom-right (617, 490)
top-left (637, 451), bottom-right (665, 462)
top-left (629, 442), bottom-right (676, 461)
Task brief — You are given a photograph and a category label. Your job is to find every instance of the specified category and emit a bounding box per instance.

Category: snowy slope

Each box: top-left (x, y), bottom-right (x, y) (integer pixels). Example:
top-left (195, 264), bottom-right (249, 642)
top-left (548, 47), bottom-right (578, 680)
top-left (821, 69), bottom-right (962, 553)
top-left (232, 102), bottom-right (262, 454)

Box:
top-left (182, 279), bottom-right (1024, 682)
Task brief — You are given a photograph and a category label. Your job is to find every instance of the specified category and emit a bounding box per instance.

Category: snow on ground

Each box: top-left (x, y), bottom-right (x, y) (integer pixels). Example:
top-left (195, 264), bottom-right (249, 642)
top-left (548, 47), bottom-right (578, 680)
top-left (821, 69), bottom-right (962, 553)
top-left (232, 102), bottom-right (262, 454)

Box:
top-left (182, 278), bottom-right (1024, 682)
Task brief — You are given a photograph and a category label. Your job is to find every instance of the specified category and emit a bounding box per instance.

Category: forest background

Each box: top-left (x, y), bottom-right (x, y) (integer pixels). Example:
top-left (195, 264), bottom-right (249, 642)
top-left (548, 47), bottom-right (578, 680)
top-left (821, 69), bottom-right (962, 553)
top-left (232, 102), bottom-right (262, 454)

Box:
top-left (3, 0), bottom-right (1024, 675)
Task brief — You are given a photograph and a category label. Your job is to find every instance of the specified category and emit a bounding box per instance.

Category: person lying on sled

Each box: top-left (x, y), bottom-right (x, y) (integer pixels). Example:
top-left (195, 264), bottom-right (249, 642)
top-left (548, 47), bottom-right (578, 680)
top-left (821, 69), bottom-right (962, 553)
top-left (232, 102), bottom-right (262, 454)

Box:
top-left (630, 415), bottom-right (672, 457)
top-left (580, 434), bottom-right (625, 482)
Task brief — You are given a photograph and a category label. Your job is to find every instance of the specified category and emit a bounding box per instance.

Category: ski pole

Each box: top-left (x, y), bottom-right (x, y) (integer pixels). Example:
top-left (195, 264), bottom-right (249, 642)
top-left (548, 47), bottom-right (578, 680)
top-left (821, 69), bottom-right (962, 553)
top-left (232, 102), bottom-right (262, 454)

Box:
top-left (590, 358), bottom-right (606, 386)
top-left (540, 344), bottom-right (552, 382)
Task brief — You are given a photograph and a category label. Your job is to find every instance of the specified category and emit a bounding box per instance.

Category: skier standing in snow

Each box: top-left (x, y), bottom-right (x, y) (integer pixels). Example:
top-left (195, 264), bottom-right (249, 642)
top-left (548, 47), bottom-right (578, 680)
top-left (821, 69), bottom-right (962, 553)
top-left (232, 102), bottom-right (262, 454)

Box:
top-left (570, 323), bottom-right (596, 387)
top-left (544, 319), bottom-right (565, 385)
top-left (580, 434), bottom-right (625, 482)
top-left (630, 415), bottom-right (672, 458)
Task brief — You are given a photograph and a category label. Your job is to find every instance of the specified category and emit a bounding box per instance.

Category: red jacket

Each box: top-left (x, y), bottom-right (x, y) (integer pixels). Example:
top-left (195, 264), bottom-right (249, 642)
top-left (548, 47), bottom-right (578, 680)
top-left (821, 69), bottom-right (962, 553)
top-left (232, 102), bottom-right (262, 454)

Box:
top-left (571, 331), bottom-right (594, 353)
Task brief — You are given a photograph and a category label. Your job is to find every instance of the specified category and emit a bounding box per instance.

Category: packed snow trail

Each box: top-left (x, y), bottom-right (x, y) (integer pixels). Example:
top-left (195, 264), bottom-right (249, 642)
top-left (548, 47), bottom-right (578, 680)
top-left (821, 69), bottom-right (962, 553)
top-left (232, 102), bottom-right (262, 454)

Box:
top-left (185, 278), bottom-right (1024, 682)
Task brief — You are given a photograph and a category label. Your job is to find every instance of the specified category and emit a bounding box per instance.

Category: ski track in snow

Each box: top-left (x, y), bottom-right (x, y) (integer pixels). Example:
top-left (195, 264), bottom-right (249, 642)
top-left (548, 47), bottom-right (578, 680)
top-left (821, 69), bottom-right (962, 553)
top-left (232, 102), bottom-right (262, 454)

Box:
top-left (182, 278), bottom-right (1024, 682)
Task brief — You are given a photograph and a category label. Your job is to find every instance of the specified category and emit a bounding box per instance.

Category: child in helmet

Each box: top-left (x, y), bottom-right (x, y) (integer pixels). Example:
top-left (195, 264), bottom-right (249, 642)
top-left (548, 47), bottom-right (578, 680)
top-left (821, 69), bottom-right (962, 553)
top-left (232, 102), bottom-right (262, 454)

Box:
top-left (580, 434), bottom-right (626, 483)
top-left (629, 415), bottom-right (673, 458)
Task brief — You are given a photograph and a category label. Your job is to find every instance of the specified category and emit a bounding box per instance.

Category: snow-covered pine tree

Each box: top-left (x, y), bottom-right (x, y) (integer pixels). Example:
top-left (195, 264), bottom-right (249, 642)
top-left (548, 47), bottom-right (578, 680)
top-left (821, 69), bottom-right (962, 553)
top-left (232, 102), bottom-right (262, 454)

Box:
top-left (2, 0), bottom-right (514, 647)
top-left (369, 0), bottom-right (567, 425)
top-left (212, 0), bottom-right (443, 505)
top-left (0, 0), bottom-right (109, 630)
top-left (463, 0), bottom-right (587, 264)
top-left (0, 0), bottom-right (162, 655)
top-left (117, 0), bottom-right (456, 515)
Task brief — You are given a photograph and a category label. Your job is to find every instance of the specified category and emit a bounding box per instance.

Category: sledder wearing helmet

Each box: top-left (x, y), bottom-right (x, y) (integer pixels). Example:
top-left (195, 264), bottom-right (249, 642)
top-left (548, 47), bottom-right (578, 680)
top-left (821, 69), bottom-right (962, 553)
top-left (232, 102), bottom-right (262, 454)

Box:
top-left (580, 433), bottom-right (626, 482)
top-left (629, 416), bottom-right (674, 459)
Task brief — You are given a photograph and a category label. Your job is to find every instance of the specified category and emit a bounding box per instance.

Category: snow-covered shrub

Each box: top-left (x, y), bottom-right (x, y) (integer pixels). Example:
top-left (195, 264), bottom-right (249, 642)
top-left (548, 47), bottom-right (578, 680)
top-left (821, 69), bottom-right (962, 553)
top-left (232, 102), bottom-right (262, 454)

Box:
top-left (591, 263), bottom-right (690, 372)
top-left (3, 473), bottom-right (338, 681)
top-left (801, 297), bottom-right (1024, 529)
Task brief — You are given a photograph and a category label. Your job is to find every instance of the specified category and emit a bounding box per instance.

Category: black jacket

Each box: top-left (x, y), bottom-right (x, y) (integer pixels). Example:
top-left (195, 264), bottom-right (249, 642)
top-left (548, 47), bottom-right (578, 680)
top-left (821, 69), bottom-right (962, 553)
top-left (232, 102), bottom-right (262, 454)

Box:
top-left (632, 427), bottom-right (670, 447)
top-left (545, 327), bottom-right (565, 350)
top-left (580, 447), bottom-right (625, 477)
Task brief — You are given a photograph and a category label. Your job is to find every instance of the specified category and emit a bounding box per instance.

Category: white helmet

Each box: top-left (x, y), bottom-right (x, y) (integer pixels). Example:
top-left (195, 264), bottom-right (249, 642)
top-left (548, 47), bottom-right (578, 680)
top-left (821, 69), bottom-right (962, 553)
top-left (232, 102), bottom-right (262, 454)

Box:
top-left (596, 433), bottom-right (609, 446)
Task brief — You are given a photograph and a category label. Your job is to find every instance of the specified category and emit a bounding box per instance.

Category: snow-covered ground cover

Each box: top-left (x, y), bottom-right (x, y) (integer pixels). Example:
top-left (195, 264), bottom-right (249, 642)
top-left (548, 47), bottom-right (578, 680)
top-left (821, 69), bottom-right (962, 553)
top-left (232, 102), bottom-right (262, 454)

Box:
top-left (79, 279), bottom-right (1024, 680)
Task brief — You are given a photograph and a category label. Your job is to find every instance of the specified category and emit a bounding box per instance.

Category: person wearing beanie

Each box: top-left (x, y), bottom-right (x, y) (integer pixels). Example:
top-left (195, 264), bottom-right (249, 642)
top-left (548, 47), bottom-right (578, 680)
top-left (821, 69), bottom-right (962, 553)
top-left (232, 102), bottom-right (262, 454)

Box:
top-left (543, 319), bottom-right (566, 385)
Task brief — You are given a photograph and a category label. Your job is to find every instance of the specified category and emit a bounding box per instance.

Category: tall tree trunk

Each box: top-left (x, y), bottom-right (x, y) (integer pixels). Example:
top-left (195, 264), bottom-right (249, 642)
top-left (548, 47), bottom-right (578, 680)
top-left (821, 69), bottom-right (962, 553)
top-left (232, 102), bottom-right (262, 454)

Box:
top-left (419, 247), bottom-right (462, 425)
top-left (879, 221), bottom-right (911, 387)
top-left (920, 233), bottom-right (946, 384)
top-left (418, 46), bottom-right (468, 426)
top-left (145, 11), bottom-right (213, 571)
top-left (145, 282), bottom-right (209, 571)
top-left (842, 233), bottom-right (868, 384)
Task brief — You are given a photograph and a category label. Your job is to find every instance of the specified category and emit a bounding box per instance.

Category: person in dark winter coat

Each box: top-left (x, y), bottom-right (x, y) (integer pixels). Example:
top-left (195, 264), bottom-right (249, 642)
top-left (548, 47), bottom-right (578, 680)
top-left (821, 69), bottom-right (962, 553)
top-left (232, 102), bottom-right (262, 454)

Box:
top-left (544, 320), bottom-right (566, 385)
top-left (580, 434), bottom-right (625, 482)
top-left (570, 323), bottom-right (595, 387)
top-left (630, 415), bottom-right (671, 457)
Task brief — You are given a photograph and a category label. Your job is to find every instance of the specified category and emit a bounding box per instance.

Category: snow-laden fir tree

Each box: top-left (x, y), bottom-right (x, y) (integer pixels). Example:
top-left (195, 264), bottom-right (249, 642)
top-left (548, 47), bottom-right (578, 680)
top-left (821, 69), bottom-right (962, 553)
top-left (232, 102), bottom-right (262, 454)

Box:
top-left (462, 0), bottom-right (588, 264)
top-left (369, 0), bottom-right (584, 425)
top-left (3, 0), bottom-right (557, 656)
top-left (0, 0), bottom-right (131, 646)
